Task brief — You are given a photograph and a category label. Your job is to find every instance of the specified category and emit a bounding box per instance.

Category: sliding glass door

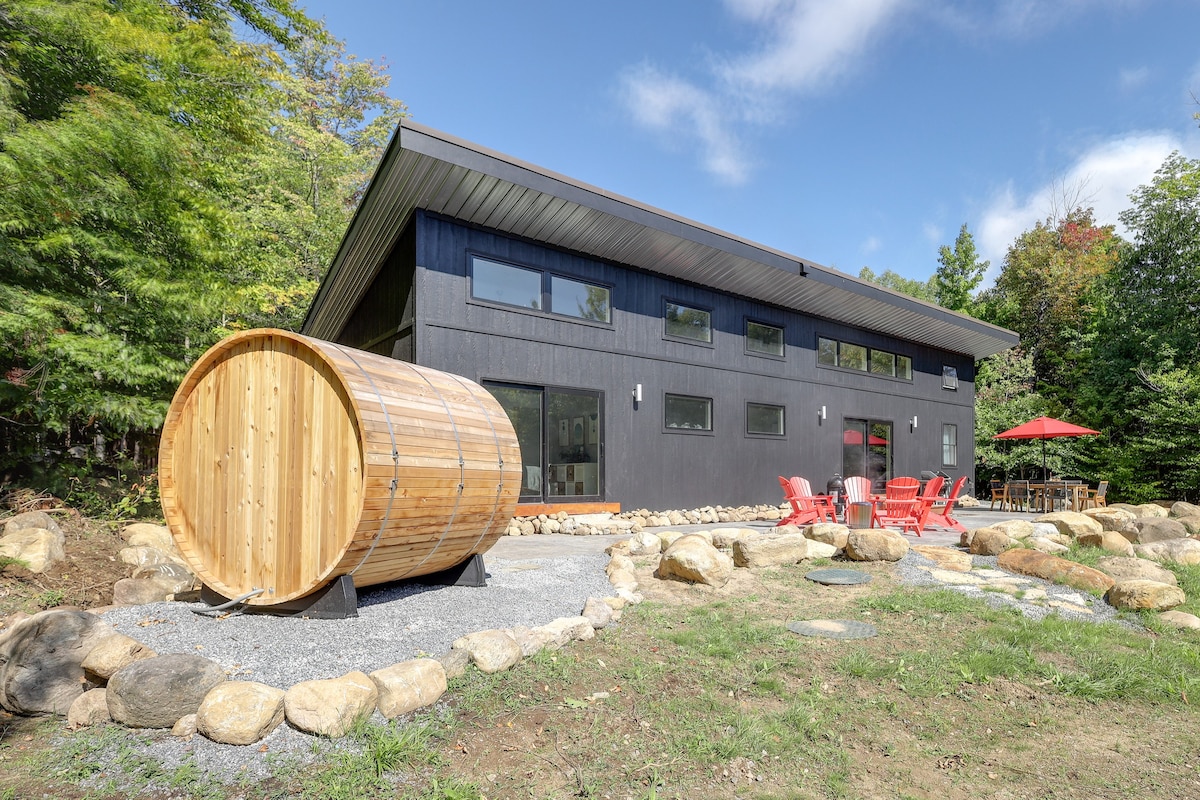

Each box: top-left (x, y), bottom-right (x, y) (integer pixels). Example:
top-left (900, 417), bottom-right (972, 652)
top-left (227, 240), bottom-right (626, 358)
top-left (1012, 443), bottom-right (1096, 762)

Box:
top-left (484, 382), bottom-right (603, 502)
top-left (842, 418), bottom-right (893, 492)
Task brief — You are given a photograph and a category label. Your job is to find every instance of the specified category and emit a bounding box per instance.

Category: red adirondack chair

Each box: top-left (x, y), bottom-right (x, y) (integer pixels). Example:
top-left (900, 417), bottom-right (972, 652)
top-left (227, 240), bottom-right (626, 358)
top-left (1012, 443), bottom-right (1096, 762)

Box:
top-left (777, 476), bottom-right (837, 526)
top-left (897, 476), bottom-right (944, 536)
top-left (922, 476), bottom-right (968, 533)
top-left (875, 477), bottom-right (921, 531)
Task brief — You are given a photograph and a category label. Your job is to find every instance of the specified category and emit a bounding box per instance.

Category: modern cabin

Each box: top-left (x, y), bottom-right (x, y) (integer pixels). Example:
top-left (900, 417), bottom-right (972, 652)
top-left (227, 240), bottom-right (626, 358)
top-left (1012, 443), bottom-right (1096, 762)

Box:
top-left (302, 120), bottom-right (1018, 514)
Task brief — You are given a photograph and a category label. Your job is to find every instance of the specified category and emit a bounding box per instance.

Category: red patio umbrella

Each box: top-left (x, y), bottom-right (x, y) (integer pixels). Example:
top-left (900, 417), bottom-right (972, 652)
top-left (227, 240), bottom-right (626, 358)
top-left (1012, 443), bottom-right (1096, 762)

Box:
top-left (843, 429), bottom-right (888, 446)
top-left (992, 416), bottom-right (1100, 481)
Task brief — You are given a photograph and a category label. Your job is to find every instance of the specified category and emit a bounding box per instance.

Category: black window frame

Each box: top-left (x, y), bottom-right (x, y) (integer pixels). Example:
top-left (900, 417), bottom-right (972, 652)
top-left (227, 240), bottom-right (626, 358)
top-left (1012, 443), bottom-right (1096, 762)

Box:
top-left (663, 392), bottom-right (714, 434)
top-left (745, 318), bottom-right (785, 359)
top-left (663, 299), bottom-right (713, 346)
top-left (466, 253), bottom-right (614, 328)
top-left (942, 423), bottom-right (958, 467)
top-left (942, 365), bottom-right (959, 391)
top-left (816, 334), bottom-right (913, 382)
top-left (745, 401), bottom-right (786, 438)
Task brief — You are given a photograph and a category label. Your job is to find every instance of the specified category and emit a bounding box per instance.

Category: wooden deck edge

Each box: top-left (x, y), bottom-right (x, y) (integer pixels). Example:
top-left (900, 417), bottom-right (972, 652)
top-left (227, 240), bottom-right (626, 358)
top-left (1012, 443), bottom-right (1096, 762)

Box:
top-left (514, 502), bottom-right (622, 517)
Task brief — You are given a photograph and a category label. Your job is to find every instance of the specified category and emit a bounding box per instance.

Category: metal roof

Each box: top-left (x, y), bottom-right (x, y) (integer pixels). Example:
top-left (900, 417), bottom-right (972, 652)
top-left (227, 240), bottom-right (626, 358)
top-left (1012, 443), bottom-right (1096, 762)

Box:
top-left (302, 120), bottom-right (1018, 360)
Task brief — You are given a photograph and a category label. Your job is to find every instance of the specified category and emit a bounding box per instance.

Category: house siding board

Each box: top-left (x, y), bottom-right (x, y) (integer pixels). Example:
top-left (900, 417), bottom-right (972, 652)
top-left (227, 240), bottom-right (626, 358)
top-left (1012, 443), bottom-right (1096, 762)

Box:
top-left (407, 214), bottom-right (977, 509)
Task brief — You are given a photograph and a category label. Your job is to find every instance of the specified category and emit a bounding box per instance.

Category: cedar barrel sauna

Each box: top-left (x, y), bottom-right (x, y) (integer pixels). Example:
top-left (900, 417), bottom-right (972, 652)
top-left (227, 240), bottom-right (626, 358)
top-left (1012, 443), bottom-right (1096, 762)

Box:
top-left (159, 329), bottom-right (522, 606)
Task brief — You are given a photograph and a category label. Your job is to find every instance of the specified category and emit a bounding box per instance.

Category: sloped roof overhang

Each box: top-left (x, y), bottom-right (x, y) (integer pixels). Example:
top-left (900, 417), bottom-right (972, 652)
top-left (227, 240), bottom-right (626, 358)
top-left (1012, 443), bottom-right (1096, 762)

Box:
top-left (302, 120), bottom-right (1018, 360)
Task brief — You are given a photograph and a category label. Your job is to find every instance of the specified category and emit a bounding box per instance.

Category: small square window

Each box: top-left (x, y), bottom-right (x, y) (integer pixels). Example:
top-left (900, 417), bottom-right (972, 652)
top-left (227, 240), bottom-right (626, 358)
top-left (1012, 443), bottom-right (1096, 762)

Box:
top-left (942, 366), bottom-right (959, 390)
top-left (746, 321), bottom-right (784, 357)
top-left (746, 403), bottom-right (785, 436)
top-left (665, 393), bottom-right (712, 431)
top-left (942, 423), bottom-right (958, 467)
top-left (665, 301), bottom-right (712, 343)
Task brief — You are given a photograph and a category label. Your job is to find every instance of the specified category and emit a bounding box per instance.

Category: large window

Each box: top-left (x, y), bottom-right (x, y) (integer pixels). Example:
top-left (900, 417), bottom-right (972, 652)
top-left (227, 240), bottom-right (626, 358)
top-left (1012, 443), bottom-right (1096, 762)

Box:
top-left (746, 320), bottom-right (784, 357)
top-left (746, 403), bottom-right (785, 436)
top-left (471, 257), bottom-right (542, 310)
top-left (942, 366), bottom-right (959, 390)
top-left (942, 423), bottom-right (958, 467)
top-left (665, 393), bottom-right (712, 431)
top-left (470, 256), bottom-right (611, 324)
top-left (664, 301), bottom-right (712, 343)
top-left (818, 336), bottom-right (912, 381)
top-left (550, 275), bottom-right (611, 323)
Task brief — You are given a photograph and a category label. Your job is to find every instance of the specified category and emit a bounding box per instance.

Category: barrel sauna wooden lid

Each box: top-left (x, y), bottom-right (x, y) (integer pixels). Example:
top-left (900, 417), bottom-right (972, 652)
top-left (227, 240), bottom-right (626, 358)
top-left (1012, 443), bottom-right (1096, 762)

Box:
top-left (159, 329), bottom-right (366, 603)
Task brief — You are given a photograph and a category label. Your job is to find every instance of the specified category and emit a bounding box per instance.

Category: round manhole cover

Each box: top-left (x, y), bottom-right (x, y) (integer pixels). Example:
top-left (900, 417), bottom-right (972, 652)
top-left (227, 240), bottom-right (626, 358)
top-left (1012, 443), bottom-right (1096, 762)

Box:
top-left (787, 619), bottom-right (878, 639)
top-left (805, 568), bottom-right (872, 586)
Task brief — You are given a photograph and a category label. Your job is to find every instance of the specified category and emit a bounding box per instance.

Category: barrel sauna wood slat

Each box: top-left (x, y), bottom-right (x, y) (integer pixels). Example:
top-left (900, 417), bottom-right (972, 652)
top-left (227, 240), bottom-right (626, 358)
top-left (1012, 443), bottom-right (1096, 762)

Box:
top-left (159, 329), bottom-right (521, 605)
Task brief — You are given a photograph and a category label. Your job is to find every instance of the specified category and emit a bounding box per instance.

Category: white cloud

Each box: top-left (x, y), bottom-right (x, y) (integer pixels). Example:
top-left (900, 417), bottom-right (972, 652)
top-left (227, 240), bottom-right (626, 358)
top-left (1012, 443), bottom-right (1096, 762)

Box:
top-left (976, 131), bottom-right (1195, 279)
top-left (619, 0), bottom-right (904, 183)
top-left (861, 235), bottom-right (883, 254)
top-left (923, 222), bottom-right (944, 247)
top-left (1119, 65), bottom-right (1150, 91)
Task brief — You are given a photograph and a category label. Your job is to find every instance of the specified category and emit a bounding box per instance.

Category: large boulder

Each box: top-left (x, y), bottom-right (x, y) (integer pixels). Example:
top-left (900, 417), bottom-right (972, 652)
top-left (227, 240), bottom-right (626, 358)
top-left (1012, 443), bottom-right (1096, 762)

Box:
top-left (911, 545), bottom-right (973, 572)
top-left (582, 597), bottom-right (613, 630)
top-left (0, 609), bottom-right (114, 715)
top-left (1128, 518), bottom-right (1188, 544)
top-left (710, 528), bottom-right (756, 550)
top-left (0, 528), bottom-right (65, 574)
top-left (1095, 556), bottom-right (1178, 586)
top-left (657, 535), bottom-right (734, 587)
top-left (1035, 512), bottom-right (1102, 539)
top-left (121, 522), bottom-right (179, 554)
top-left (732, 533), bottom-right (811, 568)
top-left (81, 632), bottom-right (156, 682)
top-left (451, 629), bottom-right (522, 673)
top-left (2, 511), bottom-right (64, 543)
top-left (107, 653), bottom-right (226, 728)
top-left (845, 529), bottom-right (908, 562)
top-left (996, 550), bottom-right (1114, 594)
top-left (1134, 538), bottom-right (1200, 565)
top-left (989, 519), bottom-right (1036, 540)
top-left (196, 681), bottom-right (286, 745)
top-left (1170, 501), bottom-right (1200, 519)
top-left (111, 577), bottom-right (180, 606)
top-left (1076, 531), bottom-right (1135, 557)
top-left (1081, 507), bottom-right (1136, 532)
top-left (535, 616), bottom-right (596, 649)
top-left (804, 523), bottom-right (850, 551)
top-left (285, 671), bottom-right (378, 737)
top-left (369, 658), bottom-right (448, 719)
top-left (627, 531), bottom-right (662, 556)
top-left (67, 688), bottom-right (111, 728)
top-left (1106, 580), bottom-right (1185, 612)
top-left (1175, 516), bottom-right (1200, 537)
top-left (968, 527), bottom-right (1015, 556)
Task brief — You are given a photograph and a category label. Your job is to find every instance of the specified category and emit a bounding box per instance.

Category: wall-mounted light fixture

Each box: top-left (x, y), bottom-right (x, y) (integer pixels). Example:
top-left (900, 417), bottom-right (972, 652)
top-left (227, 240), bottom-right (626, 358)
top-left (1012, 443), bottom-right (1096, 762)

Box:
top-left (633, 384), bottom-right (643, 403)
top-left (819, 405), bottom-right (827, 421)
top-left (910, 415), bottom-right (918, 430)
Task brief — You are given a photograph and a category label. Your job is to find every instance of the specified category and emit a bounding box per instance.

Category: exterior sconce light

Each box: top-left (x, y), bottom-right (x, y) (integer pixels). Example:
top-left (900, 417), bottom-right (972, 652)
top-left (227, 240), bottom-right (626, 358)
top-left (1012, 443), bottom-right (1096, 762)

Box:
top-left (633, 384), bottom-right (643, 402)
top-left (910, 415), bottom-right (918, 430)
top-left (819, 405), bottom-right (827, 421)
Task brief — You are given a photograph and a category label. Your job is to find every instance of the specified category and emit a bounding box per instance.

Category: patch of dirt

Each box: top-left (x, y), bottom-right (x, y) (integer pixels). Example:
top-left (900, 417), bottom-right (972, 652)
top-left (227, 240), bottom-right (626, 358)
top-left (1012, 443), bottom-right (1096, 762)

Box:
top-left (0, 496), bottom-right (134, 624)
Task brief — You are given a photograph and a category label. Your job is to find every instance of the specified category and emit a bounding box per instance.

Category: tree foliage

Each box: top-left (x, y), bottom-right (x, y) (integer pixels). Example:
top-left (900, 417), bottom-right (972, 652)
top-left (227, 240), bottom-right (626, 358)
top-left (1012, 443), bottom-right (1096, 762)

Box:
top-left (933, 223), bottom-right (988, 313)
top-left (857, 267), bottom-right (934, 302)
top-left (0, 0), bottom-right (402, 500)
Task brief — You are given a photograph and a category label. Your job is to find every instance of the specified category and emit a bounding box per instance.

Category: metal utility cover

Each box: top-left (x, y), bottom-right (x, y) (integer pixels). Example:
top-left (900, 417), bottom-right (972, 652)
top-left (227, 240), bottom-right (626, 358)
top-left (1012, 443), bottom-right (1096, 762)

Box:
top-left (787, 619), bottom-right (878, 639)
top-left (805, 568), bottom-right (872, 586)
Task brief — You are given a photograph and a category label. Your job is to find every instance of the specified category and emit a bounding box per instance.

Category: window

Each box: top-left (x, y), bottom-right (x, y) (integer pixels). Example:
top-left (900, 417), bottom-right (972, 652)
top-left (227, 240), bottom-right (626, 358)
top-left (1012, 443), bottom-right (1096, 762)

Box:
top-left (469, 255), bottom-right (612, 325)
top-left (471, 257), bottom-right (542, 310)
top-left (817, 336), bottom-right (912, 381)
top-left (942, 423), bottom-right (958, 467)
top-left (818, 337), bottom-right (838, 366)
top-left (746, 320), bottom-right (784, 357)
top-left (839, 342), bottom-right (867, 371)
top-left (746, 403), bottom-right (785, 436)
top-left (550, 275), bottom-right (611, 323)
top-left (869, 350), bottom-right (895, 377)
top-left (942, 366), bottom-right (959, 390)
top-left (664, 301), bottom-right (712, 343)
top-left (665, 393), bottom-right (712, 431)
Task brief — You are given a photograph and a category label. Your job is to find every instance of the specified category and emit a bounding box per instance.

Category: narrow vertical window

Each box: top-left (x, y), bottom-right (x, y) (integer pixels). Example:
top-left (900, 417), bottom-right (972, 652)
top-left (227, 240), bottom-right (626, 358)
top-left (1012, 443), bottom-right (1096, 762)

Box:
top-left (942, 423), bottom-right (958, 467)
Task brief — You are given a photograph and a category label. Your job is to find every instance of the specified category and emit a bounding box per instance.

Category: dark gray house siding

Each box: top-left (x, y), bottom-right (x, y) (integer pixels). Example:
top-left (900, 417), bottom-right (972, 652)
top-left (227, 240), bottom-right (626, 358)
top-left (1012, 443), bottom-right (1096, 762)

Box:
top-left (303, 120), bottom-right (1015, 512)
top-left (326, 209), bottom-right (977, 510)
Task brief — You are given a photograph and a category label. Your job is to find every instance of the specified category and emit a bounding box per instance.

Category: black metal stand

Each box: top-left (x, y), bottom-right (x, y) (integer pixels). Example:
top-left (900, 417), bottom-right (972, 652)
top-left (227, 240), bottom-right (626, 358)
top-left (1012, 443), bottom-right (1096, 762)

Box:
top-left (199, 574), bottom-right (359, 620)
top-left (413, 553), bottom-right (487, 588)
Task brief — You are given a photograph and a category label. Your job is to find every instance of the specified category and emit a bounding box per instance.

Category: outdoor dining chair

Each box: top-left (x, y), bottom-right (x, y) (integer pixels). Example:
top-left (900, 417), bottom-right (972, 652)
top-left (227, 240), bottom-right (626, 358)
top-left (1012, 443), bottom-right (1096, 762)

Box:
top-left (1002, 480), bottom-right (1030, 512)
top-left (1081, 480), bottom-right (1109, 509)
top-left (988, 479), bottom-right (1006, 511)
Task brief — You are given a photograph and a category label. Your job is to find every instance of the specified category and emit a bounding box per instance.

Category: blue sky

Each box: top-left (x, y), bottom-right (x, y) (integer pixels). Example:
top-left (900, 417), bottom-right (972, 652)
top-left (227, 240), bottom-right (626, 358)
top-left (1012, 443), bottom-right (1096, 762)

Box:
top-left (298, 0), bottom-right (1200, 285)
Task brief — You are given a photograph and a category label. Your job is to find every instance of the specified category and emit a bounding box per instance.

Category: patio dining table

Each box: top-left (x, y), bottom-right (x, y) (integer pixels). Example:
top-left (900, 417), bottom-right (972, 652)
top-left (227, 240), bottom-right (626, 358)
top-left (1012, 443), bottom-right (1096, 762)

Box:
top-left (1027, 483), bottom-right (1089, 513)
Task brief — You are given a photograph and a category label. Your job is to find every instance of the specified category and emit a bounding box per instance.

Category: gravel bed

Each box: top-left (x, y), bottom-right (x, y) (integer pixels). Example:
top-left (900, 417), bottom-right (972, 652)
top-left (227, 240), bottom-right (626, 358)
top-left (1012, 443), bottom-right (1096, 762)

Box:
top-left (82, 553), bottom-right (615, 789)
